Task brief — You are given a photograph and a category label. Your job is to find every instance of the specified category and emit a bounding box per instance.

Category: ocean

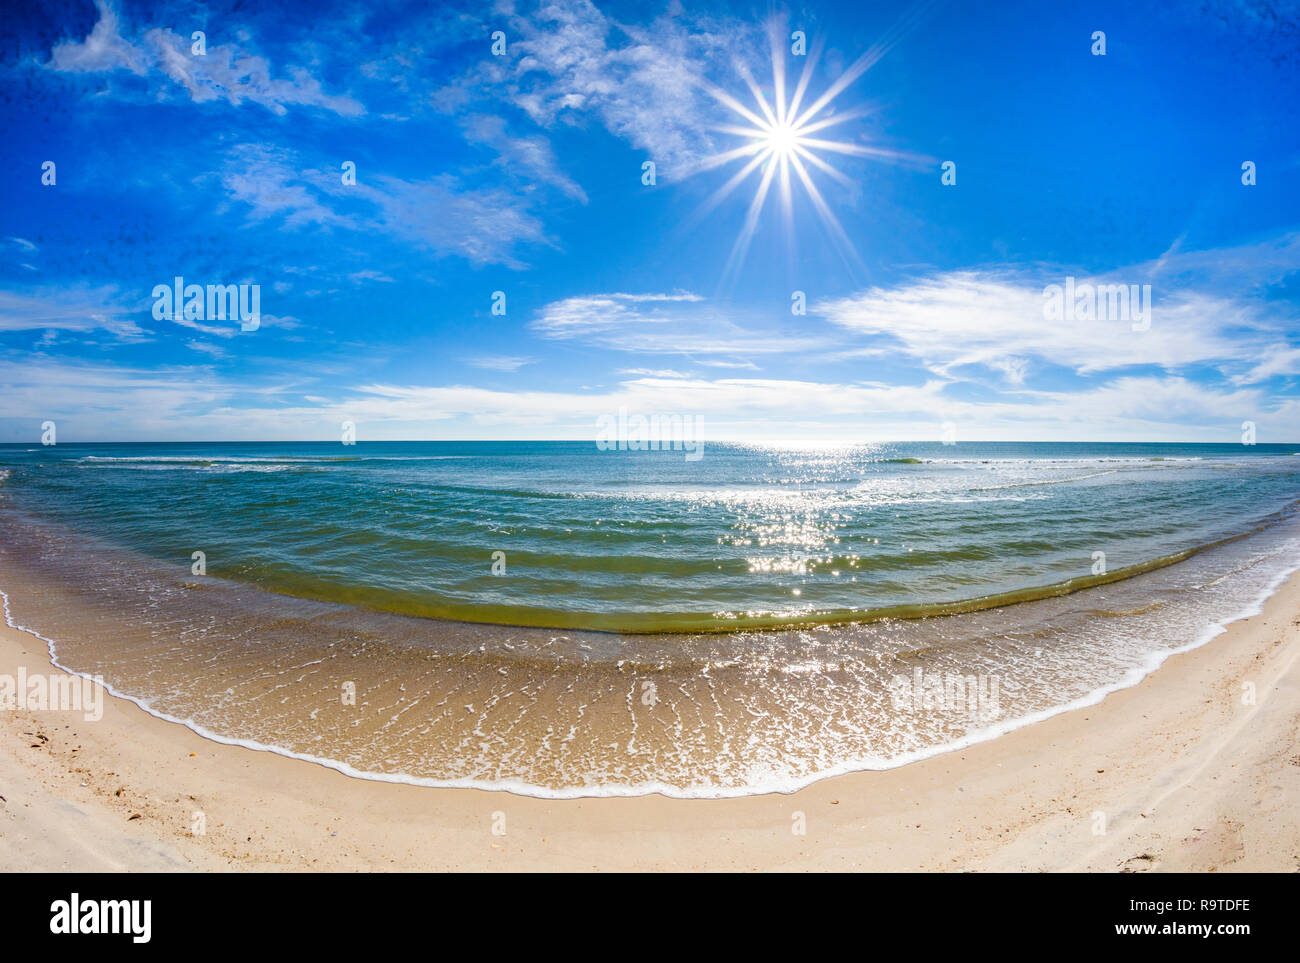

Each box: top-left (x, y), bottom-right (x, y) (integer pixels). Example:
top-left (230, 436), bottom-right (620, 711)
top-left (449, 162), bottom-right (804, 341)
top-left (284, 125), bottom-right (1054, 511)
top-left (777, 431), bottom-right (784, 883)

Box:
top-left (1, 440), bottom-right (1298, 796)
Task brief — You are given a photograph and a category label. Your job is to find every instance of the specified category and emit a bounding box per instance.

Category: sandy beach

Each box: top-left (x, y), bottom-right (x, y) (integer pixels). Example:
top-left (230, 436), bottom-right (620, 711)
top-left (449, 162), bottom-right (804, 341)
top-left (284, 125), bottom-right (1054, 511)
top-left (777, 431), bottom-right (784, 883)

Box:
top-left (0, 568), bottom-right (1296, 873)
top-left (4, 0), bottom-right (1298, 893)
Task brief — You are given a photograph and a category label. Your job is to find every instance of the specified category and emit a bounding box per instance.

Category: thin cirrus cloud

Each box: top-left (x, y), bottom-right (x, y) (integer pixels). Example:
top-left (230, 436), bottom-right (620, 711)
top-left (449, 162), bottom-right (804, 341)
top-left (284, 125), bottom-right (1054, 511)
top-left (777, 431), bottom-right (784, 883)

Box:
top-left (47, 0), bottom-right (363, 117)
top-left (814, 263), bottom-right (1298, 385)
top-left (216, 145), bottom-right (356, 230)
top-left (169, 312), bottom-right (301, 339)
top-left (52, 0), bottom-right (759, 174)
top-left (462, 114), bottom-right (588, 204)
top-left (441, 0), bottom-right (757, 177)
top-left (3, 356), bottom-right (1291, 443)
top-left (214, 144), bottom-right (552, 269)
top-left (529, 292), bottom-right (823, 356)
top-left (38, 1), bottom-right (769, 270)
top-left (466, 355), bottom-right (537, 372)
top-left (8, 2), bottom-right (1295, 444)
top-left (43, 4), bottom-right (561, 268)
top-left (0, 285), bottom-right (145, 339)
top-left (1237, 346), bottom-right (1300, 385)
top-left (0, 283), bottom-right (301, 343)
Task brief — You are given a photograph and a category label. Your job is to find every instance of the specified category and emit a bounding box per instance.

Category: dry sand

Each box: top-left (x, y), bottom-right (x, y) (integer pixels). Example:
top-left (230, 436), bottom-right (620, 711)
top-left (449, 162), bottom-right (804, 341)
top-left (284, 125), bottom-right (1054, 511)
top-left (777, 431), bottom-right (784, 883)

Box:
top-left (2, 571), bottom-right (1298, 872)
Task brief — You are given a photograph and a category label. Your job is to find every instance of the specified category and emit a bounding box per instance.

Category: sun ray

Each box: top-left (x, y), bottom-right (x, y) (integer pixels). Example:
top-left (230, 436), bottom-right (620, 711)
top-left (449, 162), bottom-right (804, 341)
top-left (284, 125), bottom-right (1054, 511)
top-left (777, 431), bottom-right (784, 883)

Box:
top-left (723, 148), bottom-right (780, 281)
top-left (790, 49), bottom-right (879, 131)
top-left (778, 150), bottom-right (793, 222)
top-left (790, 144), bottom-right (856, 191)
top-left (680, 138), bottom-right (768, 178)
top-left (784, 40), bottom-right (820, 129)
top-left (685, 147), bottom-right (773, 226)
top-left (708, 123), bottom-right (772, 140)
top-left (787, 150), bottom-right (863, 271)
top-left (795, 136), bottom-right (882, 157)
top-left (751, 95), bottom-right (780, 132)
top-left (770, 25), bottom-right (788, 125)
top-left (800, 137), bottom-right (932, 166)
top-left (701, 81), bottom-right (772, 133)
top-left (793, 105), bottom-right (877, 138)
top-left (738, 61), bottom-right (774, 130)
top-left (775, 149), bottom-right (795, 259)
top-left (791, 0), bottom-right (939, 130)
top-left (686, 11), bottom-right (933, 277)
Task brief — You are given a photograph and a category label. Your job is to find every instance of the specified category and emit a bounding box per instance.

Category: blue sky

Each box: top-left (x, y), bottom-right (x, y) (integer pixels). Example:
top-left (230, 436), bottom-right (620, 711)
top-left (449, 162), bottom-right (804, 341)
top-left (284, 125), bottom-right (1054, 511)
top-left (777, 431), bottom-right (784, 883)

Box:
top-left (1, 0), bottom-right (1298, 442)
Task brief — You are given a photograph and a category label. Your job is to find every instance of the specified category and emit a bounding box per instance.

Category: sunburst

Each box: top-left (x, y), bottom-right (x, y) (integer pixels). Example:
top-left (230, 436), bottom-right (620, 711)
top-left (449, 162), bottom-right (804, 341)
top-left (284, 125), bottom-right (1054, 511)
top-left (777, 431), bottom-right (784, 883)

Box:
top-left (687, 22), bottom-right (927, 279)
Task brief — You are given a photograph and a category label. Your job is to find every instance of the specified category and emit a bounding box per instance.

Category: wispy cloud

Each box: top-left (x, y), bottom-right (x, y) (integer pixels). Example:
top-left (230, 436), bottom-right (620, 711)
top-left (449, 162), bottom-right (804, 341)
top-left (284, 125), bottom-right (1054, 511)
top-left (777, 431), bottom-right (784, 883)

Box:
top-left (217, 145), bottom-right (355, 229)
top-left (441, 0), bottom-right (759, 177)
top-left (530, 291), bottom-right (818, 356)
top-left (816, 263), bottom-right (1298, 385)
top-left (3, 358), bottom-right (1291, 443)
top-left (362, 175), bottom-right (552, 268)
top-left (619, 367), bottom-right (692, 378)
top-left (213, 144), bottom-right (552, 268)
top-left (7, 2), bottom-right (1296, 445)
top-left (186, 340), bottom-right (228, 358)
top-left (48, 1), bottom-right (363, 116)
top-left (0, 285), bottom-right (144, 339)
top-left (467, 355), bottom-right (536, 372)
top-left (462, 114), bottom-right (588, 203)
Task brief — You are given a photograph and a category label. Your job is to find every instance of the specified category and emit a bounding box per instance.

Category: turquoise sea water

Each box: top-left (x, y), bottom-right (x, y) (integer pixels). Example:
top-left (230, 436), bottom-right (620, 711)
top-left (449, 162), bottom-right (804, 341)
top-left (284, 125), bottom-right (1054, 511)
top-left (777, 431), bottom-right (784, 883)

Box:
top-left (1, 440), bottom-right (1297, 630)
top-left (1, 440), bottom-right (1299, 796)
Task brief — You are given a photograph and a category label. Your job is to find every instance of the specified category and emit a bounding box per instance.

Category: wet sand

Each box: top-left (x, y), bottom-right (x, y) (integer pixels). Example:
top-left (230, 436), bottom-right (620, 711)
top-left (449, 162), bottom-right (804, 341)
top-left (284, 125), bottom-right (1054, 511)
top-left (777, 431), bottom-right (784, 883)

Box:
top-left (1, 570), bottom-right (1298, 871)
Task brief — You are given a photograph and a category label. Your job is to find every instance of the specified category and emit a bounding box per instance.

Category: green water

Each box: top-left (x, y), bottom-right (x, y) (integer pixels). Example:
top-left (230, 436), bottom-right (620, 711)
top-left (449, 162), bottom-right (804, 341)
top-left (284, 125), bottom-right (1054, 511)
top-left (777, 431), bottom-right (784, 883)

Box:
top-left (1, 440), bottom-right (1297, 631)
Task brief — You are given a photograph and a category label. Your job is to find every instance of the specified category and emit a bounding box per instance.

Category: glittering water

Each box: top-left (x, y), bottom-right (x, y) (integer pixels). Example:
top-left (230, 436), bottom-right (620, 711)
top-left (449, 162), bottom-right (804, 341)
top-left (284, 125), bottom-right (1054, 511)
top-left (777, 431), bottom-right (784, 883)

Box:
top-left (3, 441), bottom-right (1299, 629)
top-left (0, 440), bottom-right (1297, 796)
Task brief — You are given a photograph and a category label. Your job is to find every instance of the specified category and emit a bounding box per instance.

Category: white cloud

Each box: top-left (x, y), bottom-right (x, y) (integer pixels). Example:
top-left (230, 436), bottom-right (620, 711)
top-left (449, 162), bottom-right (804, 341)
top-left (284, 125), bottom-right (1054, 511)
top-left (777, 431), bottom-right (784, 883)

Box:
top-left (364, 175), bottom-right (552, 268)
top-left (3, 356), bottom-right (1289, 444)
top-left (48, 1), bottom-right (147, 74)
top-left (530, 291), bottom-right (819, 356)
top-left (49, 1), bottom-right (362, 116)
top-left (213, 145), bottom-right (551, 268)
top-left (0, 285), bottom-right (144, 339)
top-left (187, 340), bottom-right (228, 358)
top-left (620, 368), bottom-right (691, 378)
top-left (467, 355), bottom-right (537, 372)
top-left (218, 145), bottom-right (354, 229)
top-left (815, 269), bottom-right (1294, 382)
top-left (168, 314), bottom-right (238, 338)
top-left (260, 314), bottom-right (302, 330)
top-left (463, 114), bottom-right (588, 202)
top-left (1234, 344), bottom-right (1300, 384)
top-left (444, 0), bottom-right (756, 177)
top-left (0, 359), bottom-right (230, 439)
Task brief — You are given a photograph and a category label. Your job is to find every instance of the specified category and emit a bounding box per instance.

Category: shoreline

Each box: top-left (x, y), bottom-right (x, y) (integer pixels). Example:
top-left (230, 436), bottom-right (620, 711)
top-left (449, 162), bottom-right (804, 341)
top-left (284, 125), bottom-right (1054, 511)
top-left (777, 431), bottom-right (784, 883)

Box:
top-left (0, 558), bottom-right (1288, 803)
top-left (0, 491), bottom-right (1294, 800)
top-left (1, 567), bottom-right (1298, 870)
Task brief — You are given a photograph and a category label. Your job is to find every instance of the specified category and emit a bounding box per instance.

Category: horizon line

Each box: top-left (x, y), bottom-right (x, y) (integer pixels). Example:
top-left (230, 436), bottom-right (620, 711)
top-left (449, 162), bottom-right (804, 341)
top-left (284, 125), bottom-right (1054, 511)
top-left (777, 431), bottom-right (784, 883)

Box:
top-left (3, 439), bottom-right (1297, 447)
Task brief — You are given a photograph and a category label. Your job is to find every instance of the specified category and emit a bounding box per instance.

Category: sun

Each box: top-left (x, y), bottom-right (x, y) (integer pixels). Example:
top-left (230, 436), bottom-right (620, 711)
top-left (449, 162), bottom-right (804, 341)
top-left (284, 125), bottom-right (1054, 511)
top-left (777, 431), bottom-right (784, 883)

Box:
top-left (686, 25), bottom-right (923, 279)
top-left (762, 119), bottom-right (802, 159)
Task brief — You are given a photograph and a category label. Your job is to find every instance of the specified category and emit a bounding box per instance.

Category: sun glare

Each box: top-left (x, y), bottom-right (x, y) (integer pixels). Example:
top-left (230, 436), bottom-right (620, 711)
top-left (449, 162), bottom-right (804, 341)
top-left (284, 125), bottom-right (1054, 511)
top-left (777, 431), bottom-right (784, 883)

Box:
top-left (687, 23), bottom-right (926, 280)
top-left (762, 120), bottom-right (801, 159)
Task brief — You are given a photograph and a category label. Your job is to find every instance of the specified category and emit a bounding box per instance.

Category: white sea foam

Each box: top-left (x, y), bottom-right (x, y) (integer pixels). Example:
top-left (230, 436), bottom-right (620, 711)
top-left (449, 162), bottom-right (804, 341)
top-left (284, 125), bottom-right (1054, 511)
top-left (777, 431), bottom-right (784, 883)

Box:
top-left (5, 537), bottom-right (1298, 799)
